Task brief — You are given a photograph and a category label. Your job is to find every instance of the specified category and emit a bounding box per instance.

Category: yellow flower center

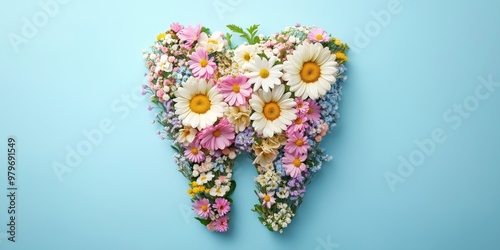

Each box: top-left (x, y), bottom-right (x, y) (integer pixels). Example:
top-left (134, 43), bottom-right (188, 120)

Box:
top-left (190, 148), bottom-right (199, 155)
top-left (201, 176), bottom-right (207, 181)
top-left (300, 62), bottom-right (321, 83)
top-left (243, 52), bottom-right (251, 62)
top-left (307, 107), bottom-right (314, 115)
top-left (208, 39), bottom-right (218, 44)
top-left (189, 94), bottom-right (211, 114)
top-left (293, 158), bottom-right (302, 167)
top-left (295, 118), bottom-right (303, 125)
top-left (232, 84), bottom-right (241, 93)
top-left (259, 68), bottom-right (270, 79)
top-left (263, 102), bottom-right (281, 121)
top-left (295, 139), bottom-right (304, 147)
top-left (316, 34), bottom-right (323, 41)
top-left (264, 195), bottom-right (271, 202)
top-left (201, 204), bottom-right (208, 212)
top-left (213, 130), bottom-right (221, 137)
top-left (200, 59), bottom-right (208, 67)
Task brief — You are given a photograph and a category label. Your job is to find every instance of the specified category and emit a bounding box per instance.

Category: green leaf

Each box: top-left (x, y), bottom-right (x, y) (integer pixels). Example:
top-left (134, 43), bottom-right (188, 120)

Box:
top-left (201, 27), bottom-right (211, 34)
top-left (225, 33), bottom-right (234, 49)
top-left (195, 217), bottom-right (211, 226)
top-left (170, 145), bottom-right (180, 153)
top-left (225, 180), bottom-right (237, 197)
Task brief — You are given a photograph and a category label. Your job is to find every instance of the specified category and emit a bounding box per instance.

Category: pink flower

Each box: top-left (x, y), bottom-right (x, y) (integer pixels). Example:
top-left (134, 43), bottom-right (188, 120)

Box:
top-left (188, 47), bottom-right (217, 79)
top-left (286, 115), bottom-right (309, 134)
top-left (308, 27), bottom-right (329, 42)
top-left (214, 216), bottom-right (229, 232)
top-left (199, 118), bottom-right (235, 150)
top-left (218, 75), bottom-right (252, 106)
top-left (193, 198), bottom-right (213, 219)
top-left (184, 141), bottom-right (205, 163)
top-left (258, 191), bottom-right (276, 209)
top-left (170, 22), bottom-right (184, 33)
top-left (207, 221), bottom-right (216, 231)
top-left (213, 198), bottom-right (231, 216)
top-left (282, 152), bottom-right (307, 178)
top-left (285, 132), bottom-right (310, 155)
top-left (306, 99), bottom-right (321, 122)
top-left (178, 23), bottom-right (201, 46)
top-left (294, 97), bottom-right (310, 115)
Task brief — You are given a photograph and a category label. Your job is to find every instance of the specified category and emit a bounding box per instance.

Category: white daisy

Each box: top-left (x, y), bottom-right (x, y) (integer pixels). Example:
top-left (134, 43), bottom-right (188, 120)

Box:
top-left (249, 85), bottom-right (297, 138)
top-left (198, 32), bottom-right (224, 53)
top-left (174, 77), bottom-right (226, 130)
top-left (283, 42), bottom-right (339, 100)
top-left (234, 44), bottom-right (257, 69)
top-left (245, 56), bottom-right (284, 92)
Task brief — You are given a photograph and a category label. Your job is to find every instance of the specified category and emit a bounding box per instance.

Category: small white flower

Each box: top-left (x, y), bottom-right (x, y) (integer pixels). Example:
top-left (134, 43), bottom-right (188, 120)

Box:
top-left (197, 171), bottom-right (214, 185)
top-left (192, 170), bottom-right (199, 177)
top-left (210, 184), bottom-right (230, 197)
top-left (277, 187), bottom-right (290, 199)
top-left (198, 31), bottom-right (224, 53)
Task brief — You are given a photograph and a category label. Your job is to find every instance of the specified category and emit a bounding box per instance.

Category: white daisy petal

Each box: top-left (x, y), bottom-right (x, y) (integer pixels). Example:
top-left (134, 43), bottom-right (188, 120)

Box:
top-left (282, 42), bottom-right (339, 100)
top-left (173, 77), bottom-right (226, 130)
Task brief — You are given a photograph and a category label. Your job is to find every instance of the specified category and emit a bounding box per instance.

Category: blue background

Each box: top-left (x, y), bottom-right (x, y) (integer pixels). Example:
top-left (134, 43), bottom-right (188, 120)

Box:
top-left (1, 0), bottom-right (500, 249)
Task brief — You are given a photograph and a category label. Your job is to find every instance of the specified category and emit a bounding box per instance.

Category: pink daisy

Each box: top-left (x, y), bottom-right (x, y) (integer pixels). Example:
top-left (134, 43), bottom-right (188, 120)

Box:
top-left (218, 75), bottom-right (252, 106)
top-left (213, 198), bottom-right (231, 216)
top-left (285, 132), bottom-right (310, 155)
top-left (286, 115), bottom-right (309, 134)
top-left (199, 118), bottom-right (235, 150)
top-left (170, 22), bottom-right (184, 33)
top-left (184, 141), bottom-right (205, 163)
top-left (282, 152), bottom-right (307, 178)
top-left (308, 27), bottom-right (329, 42)
top-left (306, 99), bottom-right (321, 122)
top-left (188, 47), bottom-right (217, 79)
top-left (178, 23), bottom-right (201, 46)
top-left (193, 198), bottom-right (213, 219)
top-left (214, 216), bottom-right (229, 232)
top-left (294, 97), bottom-right (310, 115)
top-left (258, 191), bottom-right (276, 209)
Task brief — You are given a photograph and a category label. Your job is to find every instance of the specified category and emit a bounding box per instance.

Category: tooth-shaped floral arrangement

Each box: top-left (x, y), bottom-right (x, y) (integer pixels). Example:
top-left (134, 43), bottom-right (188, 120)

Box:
top-left (142, 23), bottom-right (348, 233)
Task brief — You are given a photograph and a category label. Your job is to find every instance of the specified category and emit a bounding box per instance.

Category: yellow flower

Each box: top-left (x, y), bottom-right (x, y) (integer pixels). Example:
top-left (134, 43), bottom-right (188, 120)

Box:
top-left (193, 187), bottom-right (201, 193)
top-left (191, 181), bottom-right (198, 187)
top-left (187, 189), bottom-right (194, 198)
top-left (157, 33), bottom-right (166, 41)
top-left (334, 39), bottom-right (342, 46)
top-left (335, 51), bottom-right (348, 64)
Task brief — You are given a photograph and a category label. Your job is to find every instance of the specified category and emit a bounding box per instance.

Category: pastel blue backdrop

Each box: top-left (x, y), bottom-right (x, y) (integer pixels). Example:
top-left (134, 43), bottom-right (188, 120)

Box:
top-left (1, 0), bottom-right (500, 249)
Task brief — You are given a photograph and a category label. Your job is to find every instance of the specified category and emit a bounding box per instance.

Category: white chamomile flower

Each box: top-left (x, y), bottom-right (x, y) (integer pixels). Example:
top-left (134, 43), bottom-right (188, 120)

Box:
top-left (234, 44), bottom-right (257, 69)
top-left (283, 42), bottom-right (339, 100)
top-left (249, 85), bottom-right (297, 138)
top-left (174, 77), bottom-right (226, 130)
top-left (245, 56), bottom-right (284, 92)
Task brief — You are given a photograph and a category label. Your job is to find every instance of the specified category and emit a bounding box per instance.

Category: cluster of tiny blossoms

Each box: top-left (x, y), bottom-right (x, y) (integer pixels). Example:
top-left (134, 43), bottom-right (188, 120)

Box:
top-left (142, 22), bottom-right (348, 233)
